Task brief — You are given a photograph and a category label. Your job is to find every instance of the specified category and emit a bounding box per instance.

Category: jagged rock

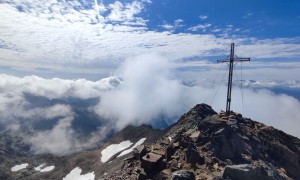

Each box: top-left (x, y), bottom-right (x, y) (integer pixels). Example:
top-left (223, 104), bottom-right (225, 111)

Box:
top-left (222, 162), bottom-right (282, 180)
top-left (169, 159), bottom-right (180, 172)
top-left (179, 138), bottom-right (189, 148)
top-left (153, 149), bottom-right (165, 156)
top-left (137, 168), bottom-right (147, 180)
top-left (204, 156), bottom-right (213, 166)
top-left (173, 142), bottom-right (180, 149)
top-left (153, 169), bottom-right (172, 180)
top-left (141, 153), bottom-right (163, 173)
top-left (165, 146), bottom-right (176, 161)
top-left (185, 144), bottom-right (204, 166)
top-left (184, 128), bottom-right (197, 136)
top-left (212, 126), bottom-right (247, 160)
top-left (160, 139), bottom-right (170, 145)
top-left (189, 130), bottom-right (201, 143)
top-left (134, 145), bottom-right (147, 160)
top-left (152, 144), bottom-right (161, 151)
top-left (171, 170), bottom-right (195, 180)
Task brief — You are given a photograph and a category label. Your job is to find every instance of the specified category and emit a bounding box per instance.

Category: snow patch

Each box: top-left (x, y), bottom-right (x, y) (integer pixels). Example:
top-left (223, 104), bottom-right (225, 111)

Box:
top-left (101, 140), bottom-right (133, 163)
top-left (117, 138), bottom-right (147, 157)
top-left (11, 163), bottom-right (29, 172)
top-left (63, 167), bottom-right (95, 180)
top-left (40, 165), bottom-right (55, 172)
top-left (34, 163), bottom-right (45, 171)
top-left (34, 163), bottom-right (55, 172)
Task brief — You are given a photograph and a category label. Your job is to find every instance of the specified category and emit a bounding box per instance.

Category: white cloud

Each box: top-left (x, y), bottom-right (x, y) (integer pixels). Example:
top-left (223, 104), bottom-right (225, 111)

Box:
top-left (188, 23), bottom-right (212, 32)
top-left (162, 24), bottom-right (174, 30)
top-left (0, 1), bottom-right (300, 79)
top-left (161, 19), bottom-right (184, 31)
top-left (199, 15), bottom-right (208, 20)
top-left (29, 116), bottom-right (75, 155)
top-left (94, 54), bottom-right (190, 129)
top-left (236, 40), bottom-right (300, 58)
top-left (243, 12), bottom-right (254, 19)
top-left (211, 28), bottom-right (222, 32)
top-left (0, 54), bottom-right (299, 156)
top-left (93, 54), bottom-right (300, 139)
top-left (175, 19), bottom-right (184, 24)
top-left (0, 74), bottom-right (121, 155)
top-left (107, 1), bottom-right (146, 23)
top-left (23, 110), bottom-right (113, 155)
top-left (0, 74), bottom-right (120, 99)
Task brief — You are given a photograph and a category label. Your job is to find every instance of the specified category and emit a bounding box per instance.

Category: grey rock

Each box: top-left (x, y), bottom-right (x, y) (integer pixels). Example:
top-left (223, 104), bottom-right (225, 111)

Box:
top-left (185, 144), bottom-right (204, 166)
top-left (222, 163), bottom-right (282, 180)
top-left (165, 145), bottom-right (176, 161)
top-left (141, 153), bottom-right (163, 173)
top-left (171, 170), bottom-right (195, 180)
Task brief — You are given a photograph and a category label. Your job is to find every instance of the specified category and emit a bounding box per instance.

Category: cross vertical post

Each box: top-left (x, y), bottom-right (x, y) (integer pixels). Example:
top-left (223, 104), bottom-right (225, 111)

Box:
top-left (217, 43), bottom-right (250, 116)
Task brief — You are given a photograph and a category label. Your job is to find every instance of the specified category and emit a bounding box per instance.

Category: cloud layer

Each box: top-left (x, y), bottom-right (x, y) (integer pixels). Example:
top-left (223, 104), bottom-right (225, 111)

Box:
top-left (0, 54), bottom-right (300, 155)
top-left (0, 0), bottom-right (300, 79)
top-left (0, 74), bottom-right (120, 155)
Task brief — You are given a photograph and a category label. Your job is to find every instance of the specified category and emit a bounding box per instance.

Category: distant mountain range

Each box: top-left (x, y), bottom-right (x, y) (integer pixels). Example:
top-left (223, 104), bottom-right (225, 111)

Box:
top-left (195, 79), bottom-right (300, 101)
top-left (238, 80), bottom-right (300, 89)
top-left (237, 80), bottom-right (300, 101)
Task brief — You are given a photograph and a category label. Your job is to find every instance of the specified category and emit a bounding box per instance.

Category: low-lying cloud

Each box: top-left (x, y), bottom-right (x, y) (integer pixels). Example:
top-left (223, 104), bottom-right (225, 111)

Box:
top-left (0, 54), bottom-right (300, 155)
top-left (94, 54), bottom-right (194, 129)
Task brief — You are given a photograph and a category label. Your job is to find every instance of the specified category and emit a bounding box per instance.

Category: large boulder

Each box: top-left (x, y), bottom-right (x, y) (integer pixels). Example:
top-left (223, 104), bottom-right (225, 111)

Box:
top-left (141, 153), bottom-right (163, 173)
top-left (185, 144), bottom-right (204, 166)
top-left (222, 162), bottom-right (282, 180)
top-left (212, 126), bottom-right (247, 160)
top-left (171, 170), bottom-right (195, 180)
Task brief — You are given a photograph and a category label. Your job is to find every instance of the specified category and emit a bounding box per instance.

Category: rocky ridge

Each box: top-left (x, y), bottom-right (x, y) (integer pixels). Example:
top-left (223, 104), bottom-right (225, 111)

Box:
top-left (2, 104), bottom-right (300, 179)
top-left (102, 104), bottom-right (300, 179)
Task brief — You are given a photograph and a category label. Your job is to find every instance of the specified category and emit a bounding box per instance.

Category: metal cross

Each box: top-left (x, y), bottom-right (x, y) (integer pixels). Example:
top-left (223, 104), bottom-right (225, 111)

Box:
top-left (217, 43), bottom-right (250, 116)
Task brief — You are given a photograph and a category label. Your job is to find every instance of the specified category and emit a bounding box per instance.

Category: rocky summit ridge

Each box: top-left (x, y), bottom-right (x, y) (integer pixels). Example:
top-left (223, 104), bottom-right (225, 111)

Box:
top-left (103, 104), bottom-right (300, 180)
top-left (2, 104), bottom-right (300, 180)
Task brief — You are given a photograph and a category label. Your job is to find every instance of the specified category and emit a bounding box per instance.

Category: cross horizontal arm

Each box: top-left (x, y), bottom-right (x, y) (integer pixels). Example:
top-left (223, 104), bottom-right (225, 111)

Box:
top-left (217, 57), bottom-right (250, 63)
top-left (236, 58), bottom-right (250, 61)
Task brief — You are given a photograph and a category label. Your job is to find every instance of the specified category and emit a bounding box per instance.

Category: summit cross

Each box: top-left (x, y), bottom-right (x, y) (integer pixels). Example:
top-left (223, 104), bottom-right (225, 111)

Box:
top-left (217, 43), bottom-right (250, 116)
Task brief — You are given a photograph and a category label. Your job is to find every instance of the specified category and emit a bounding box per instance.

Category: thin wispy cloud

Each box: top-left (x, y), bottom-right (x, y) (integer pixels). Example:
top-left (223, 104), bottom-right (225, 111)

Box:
top-left (199, 15), bottom-right (208, 20)
top-left (188, 23), bottom-right (212, 32)
top-left (161, 19), bottom-right (184, 32)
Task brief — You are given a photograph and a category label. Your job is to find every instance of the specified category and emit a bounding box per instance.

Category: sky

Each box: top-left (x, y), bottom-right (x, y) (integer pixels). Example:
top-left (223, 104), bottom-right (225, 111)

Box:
top-left (0, 0), bottom-right (300, 80)
top-left (0, 0), bottom-right (300, 155)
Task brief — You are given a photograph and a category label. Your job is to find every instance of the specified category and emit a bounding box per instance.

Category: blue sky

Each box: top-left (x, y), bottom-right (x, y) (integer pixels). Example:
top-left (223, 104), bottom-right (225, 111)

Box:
top-left (0, 0), bottom-right (300, 80)
top-left (148, 0), bottom-right (300, 38)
